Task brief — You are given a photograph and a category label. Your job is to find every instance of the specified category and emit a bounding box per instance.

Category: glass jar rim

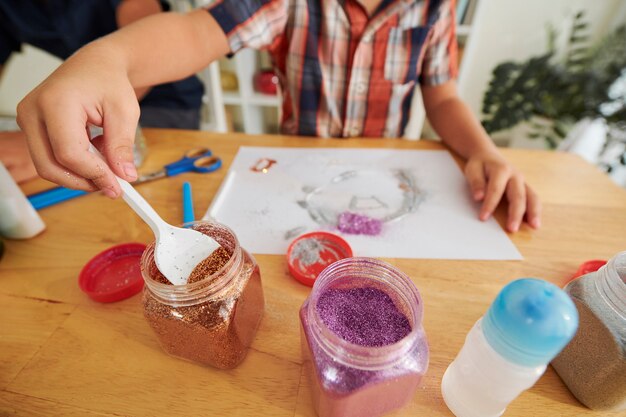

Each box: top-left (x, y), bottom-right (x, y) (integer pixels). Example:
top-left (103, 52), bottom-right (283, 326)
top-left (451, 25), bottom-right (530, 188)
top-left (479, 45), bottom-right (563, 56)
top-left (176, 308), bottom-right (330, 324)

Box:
top-left (141, 220), bottom-right (243, 306)
top-left (596, 251), bottom-right (626, 318)
top-left (307, 257), bottom-right (424, 370)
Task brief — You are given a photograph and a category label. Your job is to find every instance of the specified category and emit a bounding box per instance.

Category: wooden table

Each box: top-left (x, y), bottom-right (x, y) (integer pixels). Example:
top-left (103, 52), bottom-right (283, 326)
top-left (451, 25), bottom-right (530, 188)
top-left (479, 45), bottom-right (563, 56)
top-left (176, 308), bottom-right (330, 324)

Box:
top-left (2, 130), bottom-right (625, 417)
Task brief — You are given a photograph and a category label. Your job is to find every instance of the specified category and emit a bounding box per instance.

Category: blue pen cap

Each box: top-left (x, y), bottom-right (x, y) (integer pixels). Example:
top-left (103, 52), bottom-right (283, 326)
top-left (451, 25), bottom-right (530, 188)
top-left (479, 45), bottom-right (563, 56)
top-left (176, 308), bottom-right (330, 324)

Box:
top-left (482, 278), bottom-right (579, 367)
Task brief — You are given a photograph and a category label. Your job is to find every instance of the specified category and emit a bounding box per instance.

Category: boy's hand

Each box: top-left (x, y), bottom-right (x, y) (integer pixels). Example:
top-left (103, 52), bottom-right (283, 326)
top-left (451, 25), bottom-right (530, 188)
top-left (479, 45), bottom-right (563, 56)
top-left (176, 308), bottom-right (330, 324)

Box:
top-left (16, 44), bottom-right (139, 198)
top-left (464, 150), bottom-right (541, 232)
top-left (16, 10), bottom-right (229, 198)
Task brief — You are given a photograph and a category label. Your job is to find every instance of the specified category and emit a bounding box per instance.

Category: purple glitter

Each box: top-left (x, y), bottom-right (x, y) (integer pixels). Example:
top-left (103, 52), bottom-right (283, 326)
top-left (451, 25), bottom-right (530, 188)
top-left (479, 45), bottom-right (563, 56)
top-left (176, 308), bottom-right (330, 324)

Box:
top-left (316, 287), bottom-right (411, 347)
top-left (337, 212), bottom-right (383, 236)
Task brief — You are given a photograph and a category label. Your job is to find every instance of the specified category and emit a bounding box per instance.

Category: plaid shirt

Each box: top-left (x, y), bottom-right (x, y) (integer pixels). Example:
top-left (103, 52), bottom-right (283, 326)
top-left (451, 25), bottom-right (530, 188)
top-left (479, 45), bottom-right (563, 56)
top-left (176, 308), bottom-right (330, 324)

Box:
top-left (208, 0), bottom-right (458, 138)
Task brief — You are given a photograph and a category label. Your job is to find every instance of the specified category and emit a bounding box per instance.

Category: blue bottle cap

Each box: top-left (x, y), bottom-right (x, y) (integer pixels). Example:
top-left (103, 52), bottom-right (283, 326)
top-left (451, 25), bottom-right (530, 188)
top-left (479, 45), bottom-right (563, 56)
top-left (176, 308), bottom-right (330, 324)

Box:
top-left (482, 278), bottom-right (579, 367)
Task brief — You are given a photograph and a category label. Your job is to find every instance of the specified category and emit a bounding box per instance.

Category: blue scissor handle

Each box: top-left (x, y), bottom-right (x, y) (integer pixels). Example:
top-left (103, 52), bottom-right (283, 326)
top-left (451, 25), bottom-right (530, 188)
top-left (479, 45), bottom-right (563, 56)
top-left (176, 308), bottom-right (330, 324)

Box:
top-left (191, 156), bottom-right (222, 173)
top-left (165, 155), bottom-right (222, 175)
top-left (164, 148), bottom-right (212, 176)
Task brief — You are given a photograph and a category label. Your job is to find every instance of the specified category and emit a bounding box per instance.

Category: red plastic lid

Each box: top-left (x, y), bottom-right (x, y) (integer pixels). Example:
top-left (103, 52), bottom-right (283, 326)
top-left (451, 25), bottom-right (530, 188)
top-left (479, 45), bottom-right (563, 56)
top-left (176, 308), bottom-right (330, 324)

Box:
top-left (286, 231), bottom-right (353, 287)
top-left (79, 243), bottom-right (147, 303)
top-left (571, 259), bottom-right (607, 281)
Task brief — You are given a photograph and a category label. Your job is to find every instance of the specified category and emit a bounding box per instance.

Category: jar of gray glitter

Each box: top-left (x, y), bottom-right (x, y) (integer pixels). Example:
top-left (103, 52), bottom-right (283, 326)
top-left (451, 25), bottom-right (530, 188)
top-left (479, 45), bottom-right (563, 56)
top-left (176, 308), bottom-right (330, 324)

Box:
top-left (140, 221), bottom-right (264, 369)
top-left (299, 257), bottom-right (429, 417)
top-left (552, 251), bottom-right (626, 411)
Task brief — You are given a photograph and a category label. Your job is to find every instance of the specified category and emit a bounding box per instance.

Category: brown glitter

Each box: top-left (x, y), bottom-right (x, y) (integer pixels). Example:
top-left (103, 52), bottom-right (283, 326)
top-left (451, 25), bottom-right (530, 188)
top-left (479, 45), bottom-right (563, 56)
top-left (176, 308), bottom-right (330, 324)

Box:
top-left (151, 246), bottom-right (232, 285)
top-left (141, 222), bottom-right (265, 369)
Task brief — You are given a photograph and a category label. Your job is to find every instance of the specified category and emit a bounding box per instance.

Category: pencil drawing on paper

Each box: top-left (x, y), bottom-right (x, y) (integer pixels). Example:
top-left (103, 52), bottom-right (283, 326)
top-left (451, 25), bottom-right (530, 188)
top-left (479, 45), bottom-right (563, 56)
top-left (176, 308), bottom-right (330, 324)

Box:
top-left (297, 169), bottom-right (426, 236)
top-left (205, 147), bottom-right (522, 260)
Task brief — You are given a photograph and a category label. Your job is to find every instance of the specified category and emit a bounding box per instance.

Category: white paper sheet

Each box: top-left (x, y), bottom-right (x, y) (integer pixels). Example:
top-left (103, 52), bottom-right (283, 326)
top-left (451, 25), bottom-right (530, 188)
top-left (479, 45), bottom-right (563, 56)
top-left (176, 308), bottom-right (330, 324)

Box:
top-left (203, 147), bottom-right (522, 260)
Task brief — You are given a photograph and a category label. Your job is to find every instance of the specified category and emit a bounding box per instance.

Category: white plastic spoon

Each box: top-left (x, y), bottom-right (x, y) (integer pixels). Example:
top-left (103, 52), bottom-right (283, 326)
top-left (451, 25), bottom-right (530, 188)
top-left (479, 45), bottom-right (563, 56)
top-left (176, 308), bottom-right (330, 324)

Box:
top-left (90, 145), bottom-right (220, 285)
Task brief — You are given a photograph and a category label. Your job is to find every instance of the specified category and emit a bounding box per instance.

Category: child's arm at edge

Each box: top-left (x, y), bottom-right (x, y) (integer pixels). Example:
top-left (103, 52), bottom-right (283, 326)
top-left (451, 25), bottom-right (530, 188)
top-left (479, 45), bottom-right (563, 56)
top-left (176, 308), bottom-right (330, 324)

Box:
top-left (422, 80), bottom-right (541, 232)
top-left (116, 0), bottom-right (169, 100)
top-left (16, 10), bottom-right (229, 198)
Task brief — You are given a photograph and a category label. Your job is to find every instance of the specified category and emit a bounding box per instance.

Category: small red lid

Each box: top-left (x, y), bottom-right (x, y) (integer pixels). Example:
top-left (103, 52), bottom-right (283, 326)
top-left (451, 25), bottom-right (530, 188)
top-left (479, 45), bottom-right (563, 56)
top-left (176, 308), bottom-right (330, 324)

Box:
top-left (572, 259), bottom-right (607, 281)
top-left (286, 231), bottom-right (353, 287)
top-left (79, 243), bottom-right (147, 303)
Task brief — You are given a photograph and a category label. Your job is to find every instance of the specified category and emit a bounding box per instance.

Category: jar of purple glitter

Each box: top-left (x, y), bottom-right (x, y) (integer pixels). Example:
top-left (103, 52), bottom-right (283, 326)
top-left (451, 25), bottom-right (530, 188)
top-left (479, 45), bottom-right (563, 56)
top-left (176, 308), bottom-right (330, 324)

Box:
top-left (299, 257), bottom-right (429, 417)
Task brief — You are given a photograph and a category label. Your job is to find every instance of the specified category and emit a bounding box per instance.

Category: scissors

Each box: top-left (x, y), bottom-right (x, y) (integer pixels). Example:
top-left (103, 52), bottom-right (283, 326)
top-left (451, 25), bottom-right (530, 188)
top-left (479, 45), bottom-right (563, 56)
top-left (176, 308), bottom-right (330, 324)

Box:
top-left (134, 147), bottom-right (221, 185)
top-left (28, 147), bottom-right (222, 210)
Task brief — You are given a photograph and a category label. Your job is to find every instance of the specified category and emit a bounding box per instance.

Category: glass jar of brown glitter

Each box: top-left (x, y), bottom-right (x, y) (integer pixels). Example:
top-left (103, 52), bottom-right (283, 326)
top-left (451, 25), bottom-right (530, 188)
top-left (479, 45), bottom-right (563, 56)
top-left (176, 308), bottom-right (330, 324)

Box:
top-left (552, 251), bottom-right (626, 411)
top-left (140, 220), bottom-right (264, 369)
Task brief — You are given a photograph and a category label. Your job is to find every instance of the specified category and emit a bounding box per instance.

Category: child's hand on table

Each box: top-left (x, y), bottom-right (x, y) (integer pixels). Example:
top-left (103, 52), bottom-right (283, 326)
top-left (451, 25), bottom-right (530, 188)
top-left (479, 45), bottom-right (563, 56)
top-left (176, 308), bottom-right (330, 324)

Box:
top-left (464, 150), bottom-right (541, 233)
top-left (422, 81), bottom-right (542, 233)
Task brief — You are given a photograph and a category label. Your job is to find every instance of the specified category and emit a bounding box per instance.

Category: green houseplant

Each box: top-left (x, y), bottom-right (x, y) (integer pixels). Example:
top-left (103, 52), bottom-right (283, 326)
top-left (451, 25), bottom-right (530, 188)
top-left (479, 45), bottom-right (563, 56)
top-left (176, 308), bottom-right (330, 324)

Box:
top-left (481, 12), bottom-right (626, 149)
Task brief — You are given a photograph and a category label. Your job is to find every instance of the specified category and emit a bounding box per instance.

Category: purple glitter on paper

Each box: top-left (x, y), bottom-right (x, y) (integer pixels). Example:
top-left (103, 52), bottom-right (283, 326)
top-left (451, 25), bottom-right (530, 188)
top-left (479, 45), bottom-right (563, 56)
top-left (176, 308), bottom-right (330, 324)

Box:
top-left (316, 287), bottom-right (411, 347)
top-left (337, 212), bottom-right (383, 236)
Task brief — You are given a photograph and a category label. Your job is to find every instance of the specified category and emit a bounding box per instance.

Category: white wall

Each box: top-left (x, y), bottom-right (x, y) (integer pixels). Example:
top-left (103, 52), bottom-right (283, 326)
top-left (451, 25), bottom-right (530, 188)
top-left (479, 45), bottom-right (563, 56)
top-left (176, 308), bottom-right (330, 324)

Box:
top-left (458, 0), bottom-right (626, 147)
top-left (0, 45), bottom-right (62, 117)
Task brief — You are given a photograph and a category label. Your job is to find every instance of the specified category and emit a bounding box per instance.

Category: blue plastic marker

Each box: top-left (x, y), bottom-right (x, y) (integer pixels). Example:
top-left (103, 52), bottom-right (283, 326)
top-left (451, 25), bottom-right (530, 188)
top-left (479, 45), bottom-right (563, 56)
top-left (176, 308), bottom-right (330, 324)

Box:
top-left (182, 182), bottom-right (195, 224)
top-left (28, 187), bottom-right (88, 210)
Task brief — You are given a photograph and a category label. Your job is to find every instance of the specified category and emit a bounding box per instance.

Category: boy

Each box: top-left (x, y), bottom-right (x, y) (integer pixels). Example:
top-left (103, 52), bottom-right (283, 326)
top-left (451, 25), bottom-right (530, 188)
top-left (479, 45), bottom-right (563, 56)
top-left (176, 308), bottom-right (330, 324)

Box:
top-left (16, 0), bottom-right (541, 232)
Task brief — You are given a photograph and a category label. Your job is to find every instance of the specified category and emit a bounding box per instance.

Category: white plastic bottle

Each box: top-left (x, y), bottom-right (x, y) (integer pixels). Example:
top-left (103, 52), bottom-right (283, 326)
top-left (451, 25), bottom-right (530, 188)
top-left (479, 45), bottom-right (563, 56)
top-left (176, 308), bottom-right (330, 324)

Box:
top-left (0, 162), bottom-right (45, 239)
top-left (441, 278), bottom-right (578, 417)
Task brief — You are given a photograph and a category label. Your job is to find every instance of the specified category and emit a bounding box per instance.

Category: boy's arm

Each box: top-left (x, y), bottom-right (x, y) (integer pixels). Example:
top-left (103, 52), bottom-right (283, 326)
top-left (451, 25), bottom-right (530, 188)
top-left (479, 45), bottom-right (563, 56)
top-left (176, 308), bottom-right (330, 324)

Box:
top-left (422, 81), bottom-right (541, 232)
top-left (106, 10), bottom-right (228, 91)
top-left (116, 0), bottom-right (166, 100)
top-left (16, 10), bottom-right (229, 197)
top-left (116, 0), bottom-right (162, 27)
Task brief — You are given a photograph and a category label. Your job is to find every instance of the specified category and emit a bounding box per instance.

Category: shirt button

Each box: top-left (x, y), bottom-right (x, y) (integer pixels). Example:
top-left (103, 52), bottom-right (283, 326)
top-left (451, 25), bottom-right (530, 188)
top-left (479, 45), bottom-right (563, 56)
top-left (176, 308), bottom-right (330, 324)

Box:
top-left (356, 83), bottom-right (366, 93)
top-left (362, 34), bottom-right (372, 43)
